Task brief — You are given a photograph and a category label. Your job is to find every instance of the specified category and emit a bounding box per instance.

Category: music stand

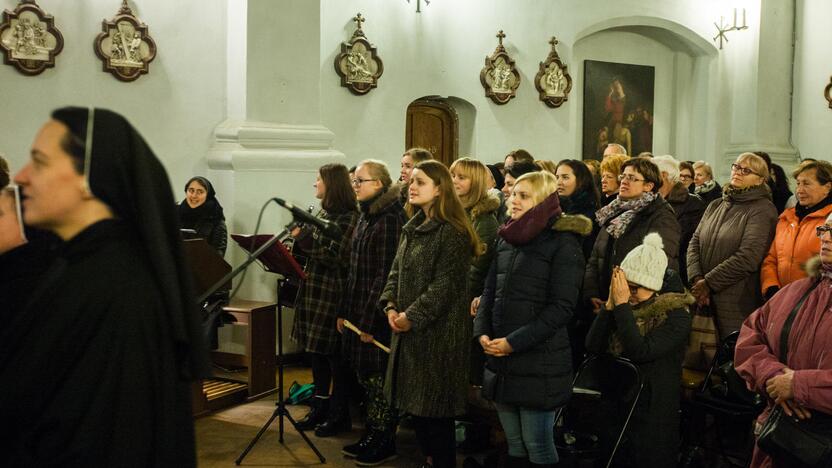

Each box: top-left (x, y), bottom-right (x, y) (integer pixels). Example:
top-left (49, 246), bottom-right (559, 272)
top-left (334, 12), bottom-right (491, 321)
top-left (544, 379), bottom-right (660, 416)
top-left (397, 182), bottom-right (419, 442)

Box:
top-left (230, 233), bottom-right (326, 465)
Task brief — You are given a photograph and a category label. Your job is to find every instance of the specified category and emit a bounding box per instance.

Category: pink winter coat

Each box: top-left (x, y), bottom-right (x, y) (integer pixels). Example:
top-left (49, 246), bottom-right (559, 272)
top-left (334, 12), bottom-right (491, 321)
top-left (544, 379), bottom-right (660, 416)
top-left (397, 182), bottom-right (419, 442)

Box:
top-left (735, 258), bottom-right (832, 468)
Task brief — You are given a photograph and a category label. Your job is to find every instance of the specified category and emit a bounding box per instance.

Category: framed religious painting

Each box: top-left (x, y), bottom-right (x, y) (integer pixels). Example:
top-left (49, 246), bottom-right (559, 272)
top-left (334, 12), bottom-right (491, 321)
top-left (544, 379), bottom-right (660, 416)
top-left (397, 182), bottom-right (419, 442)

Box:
top-left (0, 0), bottom-right (63, 76)
top-left (582, 60), bottom-right (655, 160)
top-left (94, 1), bottom-right (157, 82)
top-left (480, 30), bottom-right (520, 105)
top-left (334, 13), bottom-right (383, 95)
top-left (534, 37), bottom-right (572, 108)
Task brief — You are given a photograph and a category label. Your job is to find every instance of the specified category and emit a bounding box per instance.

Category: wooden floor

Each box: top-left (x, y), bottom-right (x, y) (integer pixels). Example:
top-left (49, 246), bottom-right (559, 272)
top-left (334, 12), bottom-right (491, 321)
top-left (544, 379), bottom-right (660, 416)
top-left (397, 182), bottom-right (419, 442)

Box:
top-left (194, 365), bottom-right (451, 467)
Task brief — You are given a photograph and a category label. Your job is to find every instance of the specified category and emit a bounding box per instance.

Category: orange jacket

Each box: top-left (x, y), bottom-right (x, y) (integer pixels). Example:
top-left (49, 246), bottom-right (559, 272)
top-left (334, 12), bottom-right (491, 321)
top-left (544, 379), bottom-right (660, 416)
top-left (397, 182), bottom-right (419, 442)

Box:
top-left (761, 204), bottom-right (832, 292)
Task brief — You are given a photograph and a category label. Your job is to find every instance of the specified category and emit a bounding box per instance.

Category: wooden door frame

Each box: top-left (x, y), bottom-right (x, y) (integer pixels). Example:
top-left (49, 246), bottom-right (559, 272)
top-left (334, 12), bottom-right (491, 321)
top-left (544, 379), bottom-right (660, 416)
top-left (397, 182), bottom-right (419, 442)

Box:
top-left (405, 97), bottom-right (460, 166)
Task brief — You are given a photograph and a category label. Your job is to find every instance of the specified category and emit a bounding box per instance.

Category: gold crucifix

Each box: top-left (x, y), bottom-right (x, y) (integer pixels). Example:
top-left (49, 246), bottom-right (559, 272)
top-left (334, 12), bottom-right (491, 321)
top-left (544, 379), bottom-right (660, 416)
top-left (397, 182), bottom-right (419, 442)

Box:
top-left (496, 30), bottom-right (506, 46)
top-left (353, 13), bottom-right (365, 31)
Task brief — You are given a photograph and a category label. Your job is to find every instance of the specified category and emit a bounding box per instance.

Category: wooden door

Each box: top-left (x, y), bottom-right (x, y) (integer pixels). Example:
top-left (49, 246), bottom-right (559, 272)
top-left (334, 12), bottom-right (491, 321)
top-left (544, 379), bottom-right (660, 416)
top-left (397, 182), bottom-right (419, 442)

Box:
top-left (405, 98), bottom-right (459, 167)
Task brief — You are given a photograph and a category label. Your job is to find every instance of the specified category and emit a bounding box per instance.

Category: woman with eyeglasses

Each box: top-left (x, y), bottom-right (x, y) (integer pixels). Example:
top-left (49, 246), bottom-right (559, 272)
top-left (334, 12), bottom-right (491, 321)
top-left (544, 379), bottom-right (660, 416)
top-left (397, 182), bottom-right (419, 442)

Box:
top-left (687, 153), bottom-right (778, 338)
top-left (584, 157), bottom-right (681, 315)
top-left (178, 176), bottom-right (227, 255)
top-left (334, 159), bottom-right (406, 462)
top-left (735, 212), bottom-right (832, 468)
top-left (679, 161), bottom-right (695, 192)
top-left (761, 160), bottom-right (832, 301)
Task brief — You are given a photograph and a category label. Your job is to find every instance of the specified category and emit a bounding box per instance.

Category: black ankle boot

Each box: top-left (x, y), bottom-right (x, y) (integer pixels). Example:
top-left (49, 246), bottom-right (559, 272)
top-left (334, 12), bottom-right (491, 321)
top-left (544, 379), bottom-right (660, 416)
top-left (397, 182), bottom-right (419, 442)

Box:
top-left (355, 431), bottom-right (396, 466)
top-left (342, 429), bottom-right (375, 457)
top-left (296, 396), bottom-right (328, 431)
top-left (314, 405), bottom-right (351, 437)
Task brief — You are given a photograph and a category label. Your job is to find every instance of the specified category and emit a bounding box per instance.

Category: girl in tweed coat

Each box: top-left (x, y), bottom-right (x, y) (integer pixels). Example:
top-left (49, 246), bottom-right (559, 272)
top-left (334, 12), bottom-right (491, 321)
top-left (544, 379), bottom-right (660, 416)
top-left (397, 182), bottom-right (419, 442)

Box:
top-left (382, 160), bottom-right (483, 468)
top-left (334, 160), bottom-right (407, 463)
top-left (290, 164), bottom-right (358, 430)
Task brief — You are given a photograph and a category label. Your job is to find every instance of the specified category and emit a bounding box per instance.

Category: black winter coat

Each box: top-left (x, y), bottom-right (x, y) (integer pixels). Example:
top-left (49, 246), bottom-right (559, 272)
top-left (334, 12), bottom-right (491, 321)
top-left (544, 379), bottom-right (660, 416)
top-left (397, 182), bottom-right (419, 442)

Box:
top-left (665, 182), bottom-right (705, 285)
top-left (585, 276), bottom-right (693, 468)
top-left (473, 214), bottom-right (589, 410)
top-left (584, 195), bottom-right (681, 302)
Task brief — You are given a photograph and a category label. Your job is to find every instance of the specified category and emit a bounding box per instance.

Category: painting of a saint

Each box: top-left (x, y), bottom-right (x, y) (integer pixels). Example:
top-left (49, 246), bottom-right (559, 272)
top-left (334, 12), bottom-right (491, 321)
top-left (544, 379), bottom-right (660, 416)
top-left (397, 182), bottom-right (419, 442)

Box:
top-left (582, 60), bottom-right (654, 160)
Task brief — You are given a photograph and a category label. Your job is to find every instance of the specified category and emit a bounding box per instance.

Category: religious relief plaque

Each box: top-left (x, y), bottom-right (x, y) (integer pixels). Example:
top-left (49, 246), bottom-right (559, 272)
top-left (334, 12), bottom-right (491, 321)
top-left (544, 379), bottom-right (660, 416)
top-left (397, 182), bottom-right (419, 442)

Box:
top-left (825, 76), bottom-right (832, 110)
top-left (0, 0), bottom-right (63, 76)
top-left (94, 0), bottom-right (157, 82)
top-left (480, 30), bottom-right (521, 105)
top-left (535, 37), bottom-right (572, 108)
top-left (334, 13), bottom-right (383, 95)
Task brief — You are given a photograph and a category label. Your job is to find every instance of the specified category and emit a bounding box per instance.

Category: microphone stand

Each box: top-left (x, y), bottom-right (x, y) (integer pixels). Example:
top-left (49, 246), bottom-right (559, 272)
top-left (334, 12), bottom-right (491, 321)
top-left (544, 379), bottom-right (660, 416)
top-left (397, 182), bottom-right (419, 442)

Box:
top-left (204, 209), bottom-right (325, 464)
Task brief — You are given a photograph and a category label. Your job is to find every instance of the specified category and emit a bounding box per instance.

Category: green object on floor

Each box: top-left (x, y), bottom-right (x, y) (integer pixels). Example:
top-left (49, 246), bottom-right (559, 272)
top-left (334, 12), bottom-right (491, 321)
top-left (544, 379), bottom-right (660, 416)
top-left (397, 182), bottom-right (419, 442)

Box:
top-left (285, 381), bottom-right (315, 405)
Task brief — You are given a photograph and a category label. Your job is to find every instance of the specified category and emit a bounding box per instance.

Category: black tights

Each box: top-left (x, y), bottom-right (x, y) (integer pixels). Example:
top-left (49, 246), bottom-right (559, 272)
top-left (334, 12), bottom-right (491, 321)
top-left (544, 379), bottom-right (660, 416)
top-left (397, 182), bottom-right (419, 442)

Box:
top-left (410, 415), bottom-right (456, 468)
top-left (309, 353), bottom-right (332, 397)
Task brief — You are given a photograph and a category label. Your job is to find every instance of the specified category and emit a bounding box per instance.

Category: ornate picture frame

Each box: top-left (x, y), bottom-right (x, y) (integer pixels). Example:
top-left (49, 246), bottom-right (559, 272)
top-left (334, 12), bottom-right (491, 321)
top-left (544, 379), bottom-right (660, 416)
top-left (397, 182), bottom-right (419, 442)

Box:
top-left (334, 13), bottom-right (383, 95)
top-left (0, 0), bottom-right (63, 76)
top-left (480, 30), bottom-right (520, 105)
top-left (825, 76), bottom-right (832, 109)
top-left (535, 37), bottom-right (572, 108)
top-left (94, 1), bottom-right (157, 82)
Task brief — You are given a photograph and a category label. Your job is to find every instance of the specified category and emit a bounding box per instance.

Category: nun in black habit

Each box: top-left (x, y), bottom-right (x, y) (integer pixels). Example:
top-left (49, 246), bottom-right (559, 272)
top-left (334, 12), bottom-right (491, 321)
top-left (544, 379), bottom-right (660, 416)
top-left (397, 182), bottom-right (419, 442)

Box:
top-left (0, 107), bottom-right (208, 467)
top-left (178, 176), bottom-right (228, 255)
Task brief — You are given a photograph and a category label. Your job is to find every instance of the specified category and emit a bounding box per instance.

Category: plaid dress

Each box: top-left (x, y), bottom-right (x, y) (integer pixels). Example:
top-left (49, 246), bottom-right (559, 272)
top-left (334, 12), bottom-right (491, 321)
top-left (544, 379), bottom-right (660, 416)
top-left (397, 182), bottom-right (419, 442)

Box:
top-left (339, 184), bottom-right (407, 374)
top-left (291, 209), bottom-right (358, 355)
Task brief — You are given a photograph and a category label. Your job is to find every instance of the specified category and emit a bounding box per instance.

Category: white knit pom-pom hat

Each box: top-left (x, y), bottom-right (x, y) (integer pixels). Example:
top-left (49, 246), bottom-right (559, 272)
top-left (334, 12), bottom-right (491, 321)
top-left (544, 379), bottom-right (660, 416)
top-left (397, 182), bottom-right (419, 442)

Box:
top-left (620, 232), bottom-right (668, 291)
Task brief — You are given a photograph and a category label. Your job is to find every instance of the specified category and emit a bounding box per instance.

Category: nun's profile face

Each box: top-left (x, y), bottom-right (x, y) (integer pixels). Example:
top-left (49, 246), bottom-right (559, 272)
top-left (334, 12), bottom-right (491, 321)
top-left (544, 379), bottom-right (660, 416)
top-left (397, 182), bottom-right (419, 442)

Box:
top-left (0, 190), bottom-right (25, 254)
top-left (185, 180), bottom-right (208, 208)
top-left (14, 120), bottom-right (88, 233)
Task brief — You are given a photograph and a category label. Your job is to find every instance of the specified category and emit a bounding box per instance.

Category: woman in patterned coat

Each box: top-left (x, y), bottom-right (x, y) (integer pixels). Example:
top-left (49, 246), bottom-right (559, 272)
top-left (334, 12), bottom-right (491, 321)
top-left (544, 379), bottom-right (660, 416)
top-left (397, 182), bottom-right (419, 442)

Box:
top-left (291, 163), bottom-right (358, 430)
top-left (382, 160), bottom-right (482, 468)
top-left (333, 160), bottom-right (406, 463)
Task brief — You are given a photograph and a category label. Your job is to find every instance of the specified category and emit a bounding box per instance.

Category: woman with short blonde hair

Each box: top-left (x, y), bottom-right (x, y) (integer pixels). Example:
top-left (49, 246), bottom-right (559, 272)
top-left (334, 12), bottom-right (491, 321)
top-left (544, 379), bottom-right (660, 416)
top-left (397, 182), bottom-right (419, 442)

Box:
top-left (599, 154), bottom-right (630, 206)
top-left (693, 161), bottom-right (722, 204)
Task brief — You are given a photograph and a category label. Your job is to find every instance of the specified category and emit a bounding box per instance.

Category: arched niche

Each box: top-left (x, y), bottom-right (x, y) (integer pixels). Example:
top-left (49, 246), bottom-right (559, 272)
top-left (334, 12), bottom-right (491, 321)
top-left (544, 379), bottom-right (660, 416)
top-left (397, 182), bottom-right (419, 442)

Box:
top-left (572, 17), bottom-right (718, 163)
top-left (405, 96), bottom-right (477, 166)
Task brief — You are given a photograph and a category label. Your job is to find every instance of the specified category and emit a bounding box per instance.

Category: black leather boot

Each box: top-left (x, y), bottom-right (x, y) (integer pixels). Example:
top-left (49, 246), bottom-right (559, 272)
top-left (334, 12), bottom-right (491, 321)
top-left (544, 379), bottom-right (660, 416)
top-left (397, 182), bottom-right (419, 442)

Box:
top-left (342, 429), bottom-right (376, 458)
top-left (313, 403), bottom-right (351, 437)
top-left (354, 430), bottom-right (397, 466)
top-left (296, 396), bottom-right (328, 431)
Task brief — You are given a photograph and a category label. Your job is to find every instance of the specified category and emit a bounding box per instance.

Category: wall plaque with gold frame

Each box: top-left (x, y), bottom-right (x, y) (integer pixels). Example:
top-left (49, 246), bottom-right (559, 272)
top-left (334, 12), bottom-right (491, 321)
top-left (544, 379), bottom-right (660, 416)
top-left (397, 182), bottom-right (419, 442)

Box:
top-left (535, 37), bottom-right (572, 108)
top-left (0, 0), bottom-right (63, 76)
top-left (334, 13), bottom-right (383, 95)
top-left (825, 76), bottom-right (832, 109)
top-left (480, 30), bottom-right (521, 105)
top-left (94, 1), bottom-right (157, 82)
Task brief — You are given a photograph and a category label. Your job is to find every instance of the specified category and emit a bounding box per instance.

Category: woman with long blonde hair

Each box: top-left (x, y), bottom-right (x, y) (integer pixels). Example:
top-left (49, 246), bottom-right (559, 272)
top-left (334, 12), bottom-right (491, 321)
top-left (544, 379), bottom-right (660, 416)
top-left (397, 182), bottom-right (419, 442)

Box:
top-left (381, 160), bottom-right (481, 467)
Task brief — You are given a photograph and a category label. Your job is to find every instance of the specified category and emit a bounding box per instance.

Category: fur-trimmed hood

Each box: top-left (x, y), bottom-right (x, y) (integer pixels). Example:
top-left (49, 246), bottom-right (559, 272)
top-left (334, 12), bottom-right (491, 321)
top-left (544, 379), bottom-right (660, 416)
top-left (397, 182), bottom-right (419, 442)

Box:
top-left (806, 255), bottom-right (824, 279)
top-left (364, 182), bottom-right (405, 216)
top-left (551, 213), bottom-right (594, 237)
top-left (609, 291), bottom-right (694, 356)
top-left (468, 192), bottom-right (501, 219)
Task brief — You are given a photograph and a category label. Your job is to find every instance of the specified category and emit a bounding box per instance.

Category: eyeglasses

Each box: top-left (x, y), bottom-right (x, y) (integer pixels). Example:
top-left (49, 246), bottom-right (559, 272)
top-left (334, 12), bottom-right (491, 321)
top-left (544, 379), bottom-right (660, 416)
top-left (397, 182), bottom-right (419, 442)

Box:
top-left (618, 174), bottom-right (645, 183)
top-left (731, 164), bottom-right (759, 177)
top-left (351, 178), bottom-right (379, 187)
top-left (679, 174), bottom-right (693, 180)
top-left (817, 225), bottom-right (832, 238)
top-left (627, 283), bottom-right (640, 294)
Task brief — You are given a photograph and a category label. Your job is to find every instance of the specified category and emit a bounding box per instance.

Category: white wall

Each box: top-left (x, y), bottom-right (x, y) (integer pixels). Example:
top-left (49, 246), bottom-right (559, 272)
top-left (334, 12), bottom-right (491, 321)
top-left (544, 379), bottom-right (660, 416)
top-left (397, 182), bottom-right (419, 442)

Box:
top-left (792, 0), bottom-right (832, 162)
top-left (318, 0), bottom-right (732, 169)
top-left (0, 0), bottom-right (228, 191)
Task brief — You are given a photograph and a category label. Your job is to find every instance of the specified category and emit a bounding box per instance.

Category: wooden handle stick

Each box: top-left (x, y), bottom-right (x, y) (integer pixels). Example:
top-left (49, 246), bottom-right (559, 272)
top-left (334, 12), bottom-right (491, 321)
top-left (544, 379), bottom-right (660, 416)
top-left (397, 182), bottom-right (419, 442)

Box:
top-left (343, 319), bottom-right (391, 354)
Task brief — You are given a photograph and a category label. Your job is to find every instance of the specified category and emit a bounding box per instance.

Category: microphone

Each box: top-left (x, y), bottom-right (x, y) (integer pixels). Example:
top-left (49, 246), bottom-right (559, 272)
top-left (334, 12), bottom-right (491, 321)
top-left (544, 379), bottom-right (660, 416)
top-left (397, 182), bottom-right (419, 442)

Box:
top-left (273, 198), bottom-right (342, 238)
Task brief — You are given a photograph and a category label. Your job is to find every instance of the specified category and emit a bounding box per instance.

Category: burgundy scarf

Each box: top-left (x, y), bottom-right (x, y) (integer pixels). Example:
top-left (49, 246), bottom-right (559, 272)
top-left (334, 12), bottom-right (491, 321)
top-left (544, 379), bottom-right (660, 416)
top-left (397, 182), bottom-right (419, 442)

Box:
top-left (499, 192), bottom-right (562, 246)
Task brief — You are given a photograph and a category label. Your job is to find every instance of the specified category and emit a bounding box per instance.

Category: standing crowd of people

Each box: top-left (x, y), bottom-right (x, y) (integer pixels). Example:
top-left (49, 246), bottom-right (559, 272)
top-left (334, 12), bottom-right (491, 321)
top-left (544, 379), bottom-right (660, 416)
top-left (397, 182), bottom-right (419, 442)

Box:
top-left (1, 110), bottom-right (830, 468)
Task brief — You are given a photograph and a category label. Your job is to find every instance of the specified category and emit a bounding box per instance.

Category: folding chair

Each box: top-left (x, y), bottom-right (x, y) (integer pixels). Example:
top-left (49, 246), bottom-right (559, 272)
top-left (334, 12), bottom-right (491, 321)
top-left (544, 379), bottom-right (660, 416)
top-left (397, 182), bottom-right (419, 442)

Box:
top-left (554, 354), bottom-right (644, 468)
top-left (680, 331), bottom-right (765, 468)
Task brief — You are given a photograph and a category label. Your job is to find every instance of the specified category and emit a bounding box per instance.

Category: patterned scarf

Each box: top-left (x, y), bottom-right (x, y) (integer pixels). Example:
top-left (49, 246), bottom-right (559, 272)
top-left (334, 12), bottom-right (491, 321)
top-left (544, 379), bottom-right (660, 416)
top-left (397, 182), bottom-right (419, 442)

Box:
top-left (595, 191), bottom-right (657, 239)
top-left (694, 179), bottom-right (718, 195)
top-left (722, 184), bottom-right (754, 199)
